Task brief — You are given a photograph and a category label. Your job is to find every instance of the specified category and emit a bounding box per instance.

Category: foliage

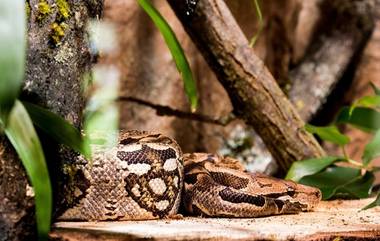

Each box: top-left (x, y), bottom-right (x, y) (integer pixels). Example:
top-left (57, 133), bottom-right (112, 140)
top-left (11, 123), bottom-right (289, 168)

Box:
top-left (1, 0), bottom-right (194, 239)
top-left (23, 102), bottom-right (89, 159)
top-left (287, 84), bottom-right (380, 209)
top-left (0, 2), bottom-right (89, 239)
top-left (249, 0), bottom-right (263, 47)
top-left (137, 0), bottom-right (198, 112)
top-left (0, 0), bottom-right (26, 122)
top-left (83, 66), bottom-right (119, 150)
top-left (0, 1), bottom-right (52, 239)
top-left (5, 101), bottom-right (52, 240)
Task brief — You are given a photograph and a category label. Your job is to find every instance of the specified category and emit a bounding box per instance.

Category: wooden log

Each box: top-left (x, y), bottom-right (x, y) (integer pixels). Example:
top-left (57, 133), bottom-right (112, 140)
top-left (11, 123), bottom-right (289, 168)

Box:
top-left (50, 198), bottom-right (380, 241)
top-left (165, 0), bottom-right (325, 172)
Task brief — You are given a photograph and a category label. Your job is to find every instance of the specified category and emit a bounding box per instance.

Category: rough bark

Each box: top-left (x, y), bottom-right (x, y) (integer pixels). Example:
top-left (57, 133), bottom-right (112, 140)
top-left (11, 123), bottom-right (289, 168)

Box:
top-left (0, 1), bottom-right (103, 240)
top-left (289, 0), bottom-right (374, 121)
top-left (50, 198), bottom-right (380, 241)
top-left (166, 0), bottom-right (325, 172)
top-left (225, 0), bottom-right (302, 91)
top-left (0, 137), bottom-right (37, 241)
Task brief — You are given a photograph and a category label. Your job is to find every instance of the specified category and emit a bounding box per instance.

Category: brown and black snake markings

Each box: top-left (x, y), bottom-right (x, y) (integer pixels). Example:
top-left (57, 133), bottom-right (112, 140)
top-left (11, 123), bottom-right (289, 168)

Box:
top-left (117, 145), bottom-right (181, 218)
top-left (58, 131), bottom-right (321, 221)
top-left (183, 153), bottom-right (321, 218)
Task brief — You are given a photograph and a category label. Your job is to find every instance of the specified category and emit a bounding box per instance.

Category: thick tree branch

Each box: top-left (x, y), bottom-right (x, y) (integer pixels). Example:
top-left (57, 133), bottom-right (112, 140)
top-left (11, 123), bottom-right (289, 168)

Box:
top-left (289, 0), bottom-right (374, 121)
top-left (167, 0), bottom-right (325, 172)
top-left (118, 96), bottom-right (235, 126)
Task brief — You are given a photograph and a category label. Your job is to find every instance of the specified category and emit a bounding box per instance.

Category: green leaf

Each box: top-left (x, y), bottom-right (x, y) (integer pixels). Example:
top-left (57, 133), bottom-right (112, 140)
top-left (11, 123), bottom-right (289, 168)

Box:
top-left (339, 171), bottom-right (374, 199)
top-left (336, 107), bottom-right (380, 132)
top-left (83, 66), bottom-right (119, 150)
top-left (362, 192), bottom-right (380, 210)
top-left (355, 95), bottom-right (380, 108)
top-left (22, 101), bottom-right (90, 159)
top-left (305, 124), bottom-right (350, 145)
top-left (299, 166), bottom-right (361, 199)
top-left (249, 0), bottom-right (263, 47)
top-left (350, 96), bottom-right (380, 115)
top-left (84, 105), bottom-right (119, 149)
top-left (5, 101), bottom-right (51, 240)
top-left (362, 129), bottom-right (380, 166)
top-left (285, 156), bottom-right (341, 182)
top-left (370, 82), bottom-right (380, 96)
top-left (137, 0), bottom-right (198, 112)
top-left (0, 0), bottom-right (26, 122)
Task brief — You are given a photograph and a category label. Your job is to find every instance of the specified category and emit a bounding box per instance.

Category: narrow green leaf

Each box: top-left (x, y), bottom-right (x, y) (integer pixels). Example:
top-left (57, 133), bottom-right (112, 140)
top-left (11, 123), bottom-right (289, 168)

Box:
top-left (22, 101), bottom-right (90, 159)
top-left (5, 101), bottom-right (51, 240)
top-left (249, 0), bottom-right (263, 47)
top-left (351, 96), bottom-right (380, 114)
top-left (362, 129), bottom-right (380, 166)
top-left (84, 66), bottom-right (119, 150)
top-left (336, 107), bottom-right (380, 132)
top-left (137, 0), bottom-right (198, 111)
top-left (356, 95), bottom-right (380, 108)
top-left (299, 166), bottom-right (361, 199)
top-left (0, 0), bottom-right (26, 122)
top-left (362, 192), bottom-right (380, 210)
top-left (84, 105), bottom-right (119, 149)
top-left (305, 124), bottom-right (350, 145)
top-left (285, 156), bottom-right (341, 182)
top-left (370, 82), bottom-right (380, 96)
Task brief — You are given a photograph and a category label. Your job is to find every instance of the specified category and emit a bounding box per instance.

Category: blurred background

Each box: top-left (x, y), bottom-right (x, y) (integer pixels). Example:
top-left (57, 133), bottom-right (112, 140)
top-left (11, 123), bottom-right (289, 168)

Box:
top-left (102, 0), bottom-right (380, 177)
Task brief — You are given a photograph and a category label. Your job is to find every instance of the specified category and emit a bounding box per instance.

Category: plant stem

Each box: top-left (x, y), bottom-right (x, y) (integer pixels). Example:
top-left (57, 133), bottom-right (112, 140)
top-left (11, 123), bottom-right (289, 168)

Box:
top-left (342, 145), bottom-right (349, 160)
top-left (249, 0), bottom-right (263, 47)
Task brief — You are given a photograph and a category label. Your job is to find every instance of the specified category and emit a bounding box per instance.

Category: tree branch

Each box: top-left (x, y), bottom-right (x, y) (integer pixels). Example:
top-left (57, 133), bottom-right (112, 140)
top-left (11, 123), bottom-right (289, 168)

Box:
top-left (167, 0), bottom-right (325, 173)
top-left (118, 96), bottom-right (235, 126)
top-left (289, 0), bottom-right (373, 121)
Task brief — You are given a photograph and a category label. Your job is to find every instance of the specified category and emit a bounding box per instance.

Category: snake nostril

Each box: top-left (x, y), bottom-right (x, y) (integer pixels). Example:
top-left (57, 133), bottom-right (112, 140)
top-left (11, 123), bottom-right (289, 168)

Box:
top-left (315, 189), bottom-right (322, 199)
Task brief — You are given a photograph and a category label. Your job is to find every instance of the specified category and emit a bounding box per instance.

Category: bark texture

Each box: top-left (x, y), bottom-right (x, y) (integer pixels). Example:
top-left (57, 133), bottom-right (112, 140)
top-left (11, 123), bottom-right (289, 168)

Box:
top-left (0, 1), bottom-right (103, 240)
top-left (0, 137), bottom-right (37, 241)
top-left (166, 0), bottom-right (325, 172)
top-left (289, 0), bottom-right (374, 121)
top-left (51, 198), bottom-right (380, 241)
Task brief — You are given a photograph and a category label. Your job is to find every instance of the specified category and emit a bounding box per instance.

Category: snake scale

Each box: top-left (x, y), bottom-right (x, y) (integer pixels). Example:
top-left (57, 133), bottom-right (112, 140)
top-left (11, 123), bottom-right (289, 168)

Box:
top-left (58, 130), bottom-right (321, 221)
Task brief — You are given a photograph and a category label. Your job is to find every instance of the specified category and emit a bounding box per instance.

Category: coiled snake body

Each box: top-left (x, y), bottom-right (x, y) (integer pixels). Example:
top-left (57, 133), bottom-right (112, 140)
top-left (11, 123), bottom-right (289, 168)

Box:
top-left (59, 131), bottom-right (321, 220)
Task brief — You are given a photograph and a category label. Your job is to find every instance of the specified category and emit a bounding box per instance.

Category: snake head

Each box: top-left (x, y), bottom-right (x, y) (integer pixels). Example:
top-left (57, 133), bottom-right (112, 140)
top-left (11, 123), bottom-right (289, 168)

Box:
top-left (288, 182), bottom-right (322, 211)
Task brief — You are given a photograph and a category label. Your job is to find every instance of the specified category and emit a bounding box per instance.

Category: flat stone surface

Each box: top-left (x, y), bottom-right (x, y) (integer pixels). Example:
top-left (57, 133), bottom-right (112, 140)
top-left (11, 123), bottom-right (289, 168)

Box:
top-left (51, 198), bottom-right (380, 240)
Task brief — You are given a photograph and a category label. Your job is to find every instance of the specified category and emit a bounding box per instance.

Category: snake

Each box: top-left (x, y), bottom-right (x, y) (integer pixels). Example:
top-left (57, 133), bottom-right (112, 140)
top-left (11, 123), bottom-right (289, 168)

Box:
top-left (58, 130), bottom-right (321, 221)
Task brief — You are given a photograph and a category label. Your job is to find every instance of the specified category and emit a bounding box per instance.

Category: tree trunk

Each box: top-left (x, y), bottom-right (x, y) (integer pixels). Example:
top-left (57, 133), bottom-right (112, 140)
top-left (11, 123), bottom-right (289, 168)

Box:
top-left (0, 1), bottom-right (103, 240)
top-left (167, 0), bottom-right (325, 172)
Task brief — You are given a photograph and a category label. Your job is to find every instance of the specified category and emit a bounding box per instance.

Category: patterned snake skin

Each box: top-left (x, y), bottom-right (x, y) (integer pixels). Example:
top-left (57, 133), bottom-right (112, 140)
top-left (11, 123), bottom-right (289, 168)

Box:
top-left (183, 153), bottom-right (321, 217)
top-left (58, 131), bottom-right (321, 220)
top-left (59, 131), bottom-right (183, 220)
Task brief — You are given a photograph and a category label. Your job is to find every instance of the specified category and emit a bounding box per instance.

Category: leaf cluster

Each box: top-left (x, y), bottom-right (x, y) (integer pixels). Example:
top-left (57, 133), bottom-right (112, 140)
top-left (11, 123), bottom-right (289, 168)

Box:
top-left (286, 84), bottom-right (380, 209)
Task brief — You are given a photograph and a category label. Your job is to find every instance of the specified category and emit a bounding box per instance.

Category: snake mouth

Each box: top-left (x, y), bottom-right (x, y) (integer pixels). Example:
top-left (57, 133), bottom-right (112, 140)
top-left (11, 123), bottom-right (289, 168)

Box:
top-left (292, 185), bottom-right (322, 210)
